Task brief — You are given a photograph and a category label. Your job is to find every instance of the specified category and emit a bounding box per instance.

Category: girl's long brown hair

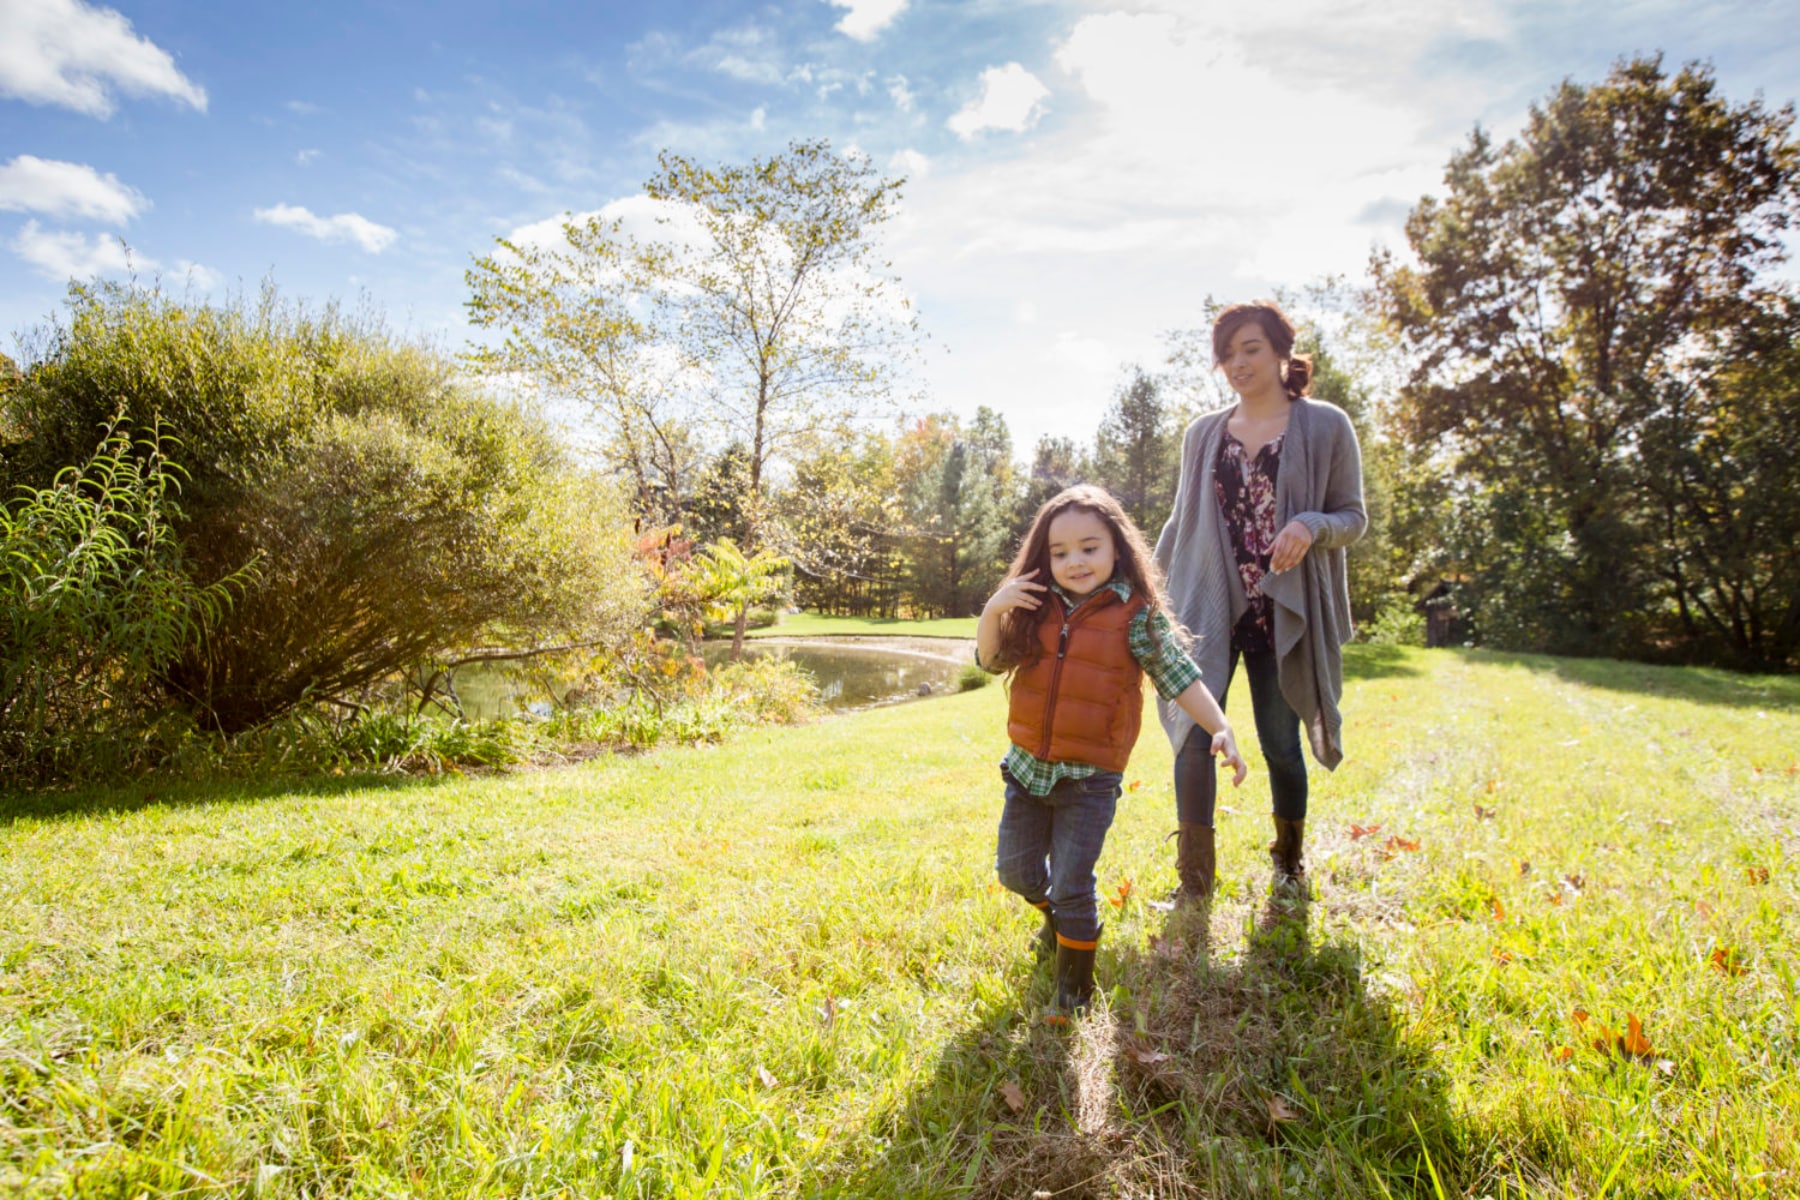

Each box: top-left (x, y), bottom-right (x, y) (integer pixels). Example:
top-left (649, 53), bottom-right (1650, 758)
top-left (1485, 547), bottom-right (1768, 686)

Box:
top-left (990, 484), bottom-right (1182, 675)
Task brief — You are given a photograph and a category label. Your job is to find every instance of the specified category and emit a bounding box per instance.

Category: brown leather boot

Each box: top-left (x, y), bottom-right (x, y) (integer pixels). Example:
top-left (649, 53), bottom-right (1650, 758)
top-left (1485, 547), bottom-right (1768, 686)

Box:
top-left (1269, 816), bottom-right (1306, 885)
top-left (1173, 822), bottom-right (1216, 902)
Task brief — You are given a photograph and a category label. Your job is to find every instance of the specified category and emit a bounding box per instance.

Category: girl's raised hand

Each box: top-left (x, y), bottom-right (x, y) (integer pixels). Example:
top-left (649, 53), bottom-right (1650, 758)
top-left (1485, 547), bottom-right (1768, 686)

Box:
top-left (1212, 726), bottom-right (1248, 787)
top-left (984, 569), bottom-right (1046, 615)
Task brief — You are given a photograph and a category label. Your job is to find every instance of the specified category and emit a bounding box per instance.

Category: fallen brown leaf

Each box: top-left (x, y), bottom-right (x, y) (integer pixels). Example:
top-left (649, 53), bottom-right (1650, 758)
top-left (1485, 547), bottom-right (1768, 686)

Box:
top-left (1710, 947), bottom-right (1745, 977)
top-left (1128, 1043), bottom-right (1170, 1066)
top-left (1000, 1081), bottom-right (1026, 1112)
top-left (1267, 1095), bottom-right (1303, 1125)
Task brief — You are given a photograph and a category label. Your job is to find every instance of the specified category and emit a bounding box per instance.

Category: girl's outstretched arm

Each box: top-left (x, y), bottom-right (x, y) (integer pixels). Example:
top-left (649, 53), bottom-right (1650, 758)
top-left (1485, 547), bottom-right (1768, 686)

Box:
top-left (1172, 681), bottom-right (1248, 786)
top-left (976, 570), bottom-right (1046, 670)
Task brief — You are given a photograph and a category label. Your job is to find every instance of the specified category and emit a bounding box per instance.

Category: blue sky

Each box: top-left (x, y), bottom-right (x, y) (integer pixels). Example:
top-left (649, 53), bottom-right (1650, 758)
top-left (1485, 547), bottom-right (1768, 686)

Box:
top-left (4, 0), bottom-right (1799, 453)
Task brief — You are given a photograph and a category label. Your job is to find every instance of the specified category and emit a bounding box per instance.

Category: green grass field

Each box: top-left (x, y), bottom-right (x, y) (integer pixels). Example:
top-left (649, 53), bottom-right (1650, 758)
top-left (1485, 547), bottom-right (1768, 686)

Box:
top-left (2, 647), bottom-right (1797, 1198)
top-left (747, 611), bottom-right (980, 639)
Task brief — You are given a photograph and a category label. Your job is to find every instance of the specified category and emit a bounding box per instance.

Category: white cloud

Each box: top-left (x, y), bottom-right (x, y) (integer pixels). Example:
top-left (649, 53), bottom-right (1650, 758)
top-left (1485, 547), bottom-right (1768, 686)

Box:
top-left (826, 0), bottom-right (907, 42)
top-left (11, 219), bottom-right (148, 280)
top-left (750, 105), bottom-right (767, 131)
top-left (0, 0), bottom-right (206, 118)
top-left (693, 25), bottom-right (787, 85)
top-left (296, 148), bottom-right (321, 166)
top-left (173, 259), bottom-right (223, 291)
top-left (887, 73), bottom-right (914, 112)
top-left (498, 165), bottom-right (548, 193)
top-left (253, 204), bottom-right (398, 253)
top-left (286, 99), bottom-right (321, 115)
top-left (888, 148), bottom-right (930, 180)
top-left (0, 155), bottom-right (147, 223)
top-left (947, 63), bottom-right (1050, 139)
top-left (505, 195), bottom-right (710, 258)
top-left (1051, 330), bottom-right (1115, 376)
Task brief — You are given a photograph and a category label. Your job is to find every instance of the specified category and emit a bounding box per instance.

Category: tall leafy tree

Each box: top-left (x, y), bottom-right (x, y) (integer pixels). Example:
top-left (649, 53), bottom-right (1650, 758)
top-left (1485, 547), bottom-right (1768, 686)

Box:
top-left (1015, 434), bottom-right (1088, 538)
top-left (1090, 367), bottom-right (1176, 533)
top-left (467, 139), bottom-right (916, 539)
top-left (1371, 56), bottom-right (1800, 659)
top-left (772, 432), bottom-right (905, 616)
top-left (894, 414), bottom-right (1009, 617)
top-left (1636, 296), bottom-right (1800, 667)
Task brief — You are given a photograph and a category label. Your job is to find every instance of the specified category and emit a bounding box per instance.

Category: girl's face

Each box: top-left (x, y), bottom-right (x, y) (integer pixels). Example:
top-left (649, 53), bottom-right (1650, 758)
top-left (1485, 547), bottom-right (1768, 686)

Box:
top-left (1217, 320), bottom-right (1285, 401)
top-left (1046, 508), bottom-right (1117, 599)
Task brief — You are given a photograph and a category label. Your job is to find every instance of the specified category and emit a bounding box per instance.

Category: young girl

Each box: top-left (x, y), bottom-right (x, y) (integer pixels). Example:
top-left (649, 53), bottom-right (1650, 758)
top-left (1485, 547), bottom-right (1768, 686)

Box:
top-left (977, 484), bottom-right (1246, 1014)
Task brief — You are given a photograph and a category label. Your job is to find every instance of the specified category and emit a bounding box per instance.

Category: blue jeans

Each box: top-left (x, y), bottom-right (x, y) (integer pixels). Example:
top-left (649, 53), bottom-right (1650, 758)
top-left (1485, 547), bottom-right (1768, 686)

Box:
top-left (994, 764), bottom-right (1121, 945)
top-left (1174, 644), bottom-right (1308, 824)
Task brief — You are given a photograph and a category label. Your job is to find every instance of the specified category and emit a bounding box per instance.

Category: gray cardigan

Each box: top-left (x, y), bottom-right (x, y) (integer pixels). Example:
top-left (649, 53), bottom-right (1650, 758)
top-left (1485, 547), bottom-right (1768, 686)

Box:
top-left (1153, 398), bottom-right (1366, 768)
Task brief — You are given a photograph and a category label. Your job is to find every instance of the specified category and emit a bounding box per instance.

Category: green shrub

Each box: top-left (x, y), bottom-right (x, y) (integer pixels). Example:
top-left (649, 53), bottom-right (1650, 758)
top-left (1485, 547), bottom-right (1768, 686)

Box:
top-left (712, 656), bottom-right (822, 724)
top-left (956, 662), bottom-right (992, 692)
top-left (3, 284), bottom-right (648, 734)
top-left (1362, 604), bottom-right (1426, 648)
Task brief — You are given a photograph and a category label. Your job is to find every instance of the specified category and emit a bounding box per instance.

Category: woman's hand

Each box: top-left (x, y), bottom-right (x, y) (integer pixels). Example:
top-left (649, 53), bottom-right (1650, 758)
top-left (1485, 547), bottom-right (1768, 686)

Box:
top-left (1212, 726), bottom-right (1248, 787)
top-left (1269, 519), bottom-right (1314, 573)
top-left (984, 569), bottom-right (1046, 615)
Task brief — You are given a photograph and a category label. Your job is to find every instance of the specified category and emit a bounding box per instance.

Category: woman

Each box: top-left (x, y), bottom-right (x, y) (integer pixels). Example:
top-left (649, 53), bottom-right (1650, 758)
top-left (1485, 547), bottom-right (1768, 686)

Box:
top-left (1155, 300), bottom-right (1365, 898)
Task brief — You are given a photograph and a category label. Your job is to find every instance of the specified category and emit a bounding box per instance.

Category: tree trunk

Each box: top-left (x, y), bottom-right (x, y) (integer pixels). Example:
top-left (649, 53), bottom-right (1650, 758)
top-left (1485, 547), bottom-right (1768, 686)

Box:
top-left (732, 603), bottom-right (749, 661)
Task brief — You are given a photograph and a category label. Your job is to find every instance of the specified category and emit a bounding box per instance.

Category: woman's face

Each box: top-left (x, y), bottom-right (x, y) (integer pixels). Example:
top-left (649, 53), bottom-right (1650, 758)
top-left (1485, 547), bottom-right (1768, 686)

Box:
top-left (1046, 508), bottom-right (1117, 599)
top-left (1217, 320), bottom-right (1284, 401)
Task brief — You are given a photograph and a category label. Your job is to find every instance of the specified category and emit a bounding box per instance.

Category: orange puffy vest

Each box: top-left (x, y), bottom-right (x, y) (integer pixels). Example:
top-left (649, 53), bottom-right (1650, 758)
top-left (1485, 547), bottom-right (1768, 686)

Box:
top-left (1007, 589), bottom-right (1148, 772)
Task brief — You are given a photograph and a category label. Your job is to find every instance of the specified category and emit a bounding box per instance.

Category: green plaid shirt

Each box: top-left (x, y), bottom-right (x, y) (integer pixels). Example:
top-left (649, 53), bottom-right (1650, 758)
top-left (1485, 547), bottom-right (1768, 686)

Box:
top-left (979, 578), bottom-right (1203, 795)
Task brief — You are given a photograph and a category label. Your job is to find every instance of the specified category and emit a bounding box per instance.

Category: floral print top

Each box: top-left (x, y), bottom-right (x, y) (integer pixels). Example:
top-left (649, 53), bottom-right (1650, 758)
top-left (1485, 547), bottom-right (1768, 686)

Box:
top-left (1213, 428), bottom-right (1283, 654)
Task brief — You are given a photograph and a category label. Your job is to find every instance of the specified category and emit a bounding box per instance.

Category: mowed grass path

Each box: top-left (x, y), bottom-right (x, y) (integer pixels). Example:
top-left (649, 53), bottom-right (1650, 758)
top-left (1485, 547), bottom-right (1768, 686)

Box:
top-left (2, 648), bottom-right (1797, 1198)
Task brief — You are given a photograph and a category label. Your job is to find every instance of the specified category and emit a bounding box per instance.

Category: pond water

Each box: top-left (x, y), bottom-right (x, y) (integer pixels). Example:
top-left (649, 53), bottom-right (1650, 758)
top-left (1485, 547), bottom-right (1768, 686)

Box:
top-left (705, 637), bottom-right (975, 711)
top-left (451, 637), bottom-right (975, 720)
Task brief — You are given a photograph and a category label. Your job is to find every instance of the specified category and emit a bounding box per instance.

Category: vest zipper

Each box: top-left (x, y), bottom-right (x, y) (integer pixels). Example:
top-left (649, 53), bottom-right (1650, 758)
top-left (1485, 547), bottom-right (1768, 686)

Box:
top-left (1037, 617), bottom-right (1071, 759)
top-left (1037, 592), bottom-right (1118, 760)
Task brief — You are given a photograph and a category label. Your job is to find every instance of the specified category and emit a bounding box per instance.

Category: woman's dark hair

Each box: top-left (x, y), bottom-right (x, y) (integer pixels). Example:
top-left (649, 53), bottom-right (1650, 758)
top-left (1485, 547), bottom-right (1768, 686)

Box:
top-left (990, 484), bottom-right (1180, 675)
top-left (1212, 300), bottom-right (1312, 399)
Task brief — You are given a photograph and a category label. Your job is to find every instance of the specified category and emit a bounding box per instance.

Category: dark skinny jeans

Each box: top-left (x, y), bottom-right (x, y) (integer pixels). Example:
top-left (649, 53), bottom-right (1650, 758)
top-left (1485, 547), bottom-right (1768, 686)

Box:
top-left (1174, 643), bottom-right (1308, 825)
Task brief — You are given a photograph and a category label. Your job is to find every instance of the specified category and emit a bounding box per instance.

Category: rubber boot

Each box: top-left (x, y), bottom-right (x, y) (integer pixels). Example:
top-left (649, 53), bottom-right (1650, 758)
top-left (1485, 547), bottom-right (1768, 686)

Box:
top-left (1269, 816), bottom-right (1306, 886)
top-left (1172, 822), bottom-right (1216, 902)
top-left (1031, 900), bottom-right (1057, 964)
top-left (1053, 927), bottom-right (1101, 1014)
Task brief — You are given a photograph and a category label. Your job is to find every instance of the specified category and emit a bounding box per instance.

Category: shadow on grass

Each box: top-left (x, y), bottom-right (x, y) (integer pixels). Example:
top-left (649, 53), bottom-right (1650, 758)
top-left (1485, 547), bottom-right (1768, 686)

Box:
top-left (0, 767), bottom-right (453, 828)
top-left (1342, 643), bottom-right (1427, 682)
top-left (843, 892), bottom-right (1464, 1199)
top-left (1461, 647), bottom-right (1800, 714)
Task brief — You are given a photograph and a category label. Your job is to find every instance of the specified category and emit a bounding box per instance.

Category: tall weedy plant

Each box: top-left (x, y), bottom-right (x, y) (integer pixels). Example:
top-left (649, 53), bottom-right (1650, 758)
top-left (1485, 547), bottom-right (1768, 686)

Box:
top-left (0, 417), bottom-right (252, 780)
